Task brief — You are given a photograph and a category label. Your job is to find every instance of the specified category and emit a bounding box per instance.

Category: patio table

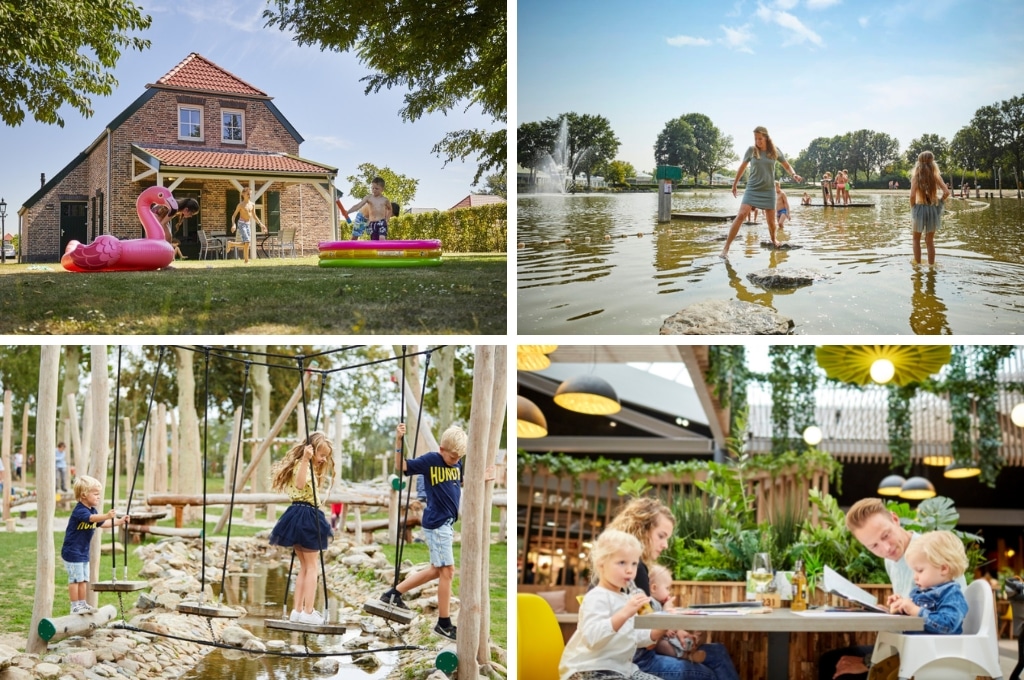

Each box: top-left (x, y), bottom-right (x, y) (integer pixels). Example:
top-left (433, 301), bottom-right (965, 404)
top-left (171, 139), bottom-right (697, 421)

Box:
top-left (635, 608), bottom-right (923, 680)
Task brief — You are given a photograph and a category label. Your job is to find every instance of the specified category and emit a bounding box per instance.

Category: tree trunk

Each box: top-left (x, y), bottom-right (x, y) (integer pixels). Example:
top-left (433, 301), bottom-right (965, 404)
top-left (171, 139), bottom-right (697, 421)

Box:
top-left (2, 390), bottom-right (13, 532)
top-left (38, 604), bottom-right (117, 643)
top-left (252, 346), bottom-right (272, 497)
top-left (28, 345), bottom-right (61, 655)
top-left (436, 346), bottom-right (456, 431)
top-left (65, 392), bottom-right (83, 483)
top-left (86, 346), bottom-right (110, 608)
top-left (60, 346), bottom-right (80, 472)
top-left (175, 347), bottom-right (201, 522)
top-left (479, 345), bottom-right (506, 662)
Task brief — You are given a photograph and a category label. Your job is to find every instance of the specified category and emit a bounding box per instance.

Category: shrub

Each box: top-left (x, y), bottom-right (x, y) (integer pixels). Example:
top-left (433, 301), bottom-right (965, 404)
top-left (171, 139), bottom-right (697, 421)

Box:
top-left (385, 203), bottom-right (506, 253)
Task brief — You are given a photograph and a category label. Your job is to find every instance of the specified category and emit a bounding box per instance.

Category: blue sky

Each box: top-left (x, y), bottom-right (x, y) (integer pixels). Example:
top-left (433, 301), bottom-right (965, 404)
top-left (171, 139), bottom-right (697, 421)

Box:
top-left (518, 0), bottom-right (1024, 175)
top-left (0, 0), bottom-right (500, 214)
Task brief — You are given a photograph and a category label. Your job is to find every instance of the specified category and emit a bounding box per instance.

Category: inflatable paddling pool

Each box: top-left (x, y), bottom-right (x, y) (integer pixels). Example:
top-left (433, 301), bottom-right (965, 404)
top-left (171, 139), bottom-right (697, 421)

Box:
top-left (318, 239), bottom-right (442, 267)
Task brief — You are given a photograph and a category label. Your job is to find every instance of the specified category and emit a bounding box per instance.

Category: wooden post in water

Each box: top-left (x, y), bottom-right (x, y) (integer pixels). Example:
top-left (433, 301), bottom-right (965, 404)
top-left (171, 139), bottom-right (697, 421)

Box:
top-left (658, 179), bottom-right (673, 223)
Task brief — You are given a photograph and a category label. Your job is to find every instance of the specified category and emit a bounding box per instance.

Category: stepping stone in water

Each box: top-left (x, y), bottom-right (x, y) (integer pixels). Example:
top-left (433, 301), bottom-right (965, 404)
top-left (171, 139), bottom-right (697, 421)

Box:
top-left (660, 300), bottom-right (794, 335)
top-left (746, 268), bottom-right (826, 289)
top-left (759, 241), bottom-right (802, 250)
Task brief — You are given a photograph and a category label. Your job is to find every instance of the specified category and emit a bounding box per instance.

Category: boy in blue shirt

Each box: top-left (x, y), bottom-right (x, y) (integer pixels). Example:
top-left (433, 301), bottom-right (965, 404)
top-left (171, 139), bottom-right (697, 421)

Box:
top-left (380, 422), bottom-right (472, 640)
top-left (62, 475), bottom-right (130, 614)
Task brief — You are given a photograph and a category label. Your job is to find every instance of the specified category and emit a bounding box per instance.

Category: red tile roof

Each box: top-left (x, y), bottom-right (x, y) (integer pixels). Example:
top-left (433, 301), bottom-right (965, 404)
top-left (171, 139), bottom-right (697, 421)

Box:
top-left (449, 194), bottom-right (507, 210)
top-left (152, 53), bottom-right (268, 97)
top-left (137, 147), bottom-right (335, 174)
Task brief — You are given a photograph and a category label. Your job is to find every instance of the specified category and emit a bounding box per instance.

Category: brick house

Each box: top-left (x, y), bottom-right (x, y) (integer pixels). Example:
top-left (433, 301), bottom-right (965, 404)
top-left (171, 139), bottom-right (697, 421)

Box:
top-left (16, 53), bottom-right (339, 261)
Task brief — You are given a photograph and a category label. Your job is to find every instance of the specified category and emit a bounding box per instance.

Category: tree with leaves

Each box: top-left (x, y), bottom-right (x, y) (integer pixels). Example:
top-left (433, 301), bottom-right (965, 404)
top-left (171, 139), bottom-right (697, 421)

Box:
top-left (0, 1), bottom-right (151, 127)
top-left (905, 133), bottom-right (950, 169)
top-left (346, 163), bottom-right (418, 209)
top-left (563, 113), bottom-right (620, 189)
top-left (596, 159), bottom-right (637, 187)
top-left (264, 0), bottom-right (505, 185)
top-left (654, 117), bottom-right (696, 170)
top-left (480, 171), bottom-right (507, 199)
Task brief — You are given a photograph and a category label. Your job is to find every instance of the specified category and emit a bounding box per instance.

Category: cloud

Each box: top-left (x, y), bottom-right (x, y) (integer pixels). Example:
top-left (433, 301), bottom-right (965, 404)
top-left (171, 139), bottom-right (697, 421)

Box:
top-left (755, 4), bottom-right (824, 47)
top-left (667, 35), bottom-right (713, 47)
top-left (774, 0), bottom-right (799, 9)
top-left (858, 15), bottom-right (870, 27)
top-left (806, 0), bottom-right (841, 8)
top-left (305, 135), bottom-right (352, 151)
top-left (719, 24), bottom-right (756, 53)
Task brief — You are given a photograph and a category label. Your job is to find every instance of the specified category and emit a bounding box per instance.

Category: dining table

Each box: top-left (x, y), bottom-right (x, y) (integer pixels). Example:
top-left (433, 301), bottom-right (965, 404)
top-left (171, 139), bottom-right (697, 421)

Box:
top-left (635, 607), bottom-right (924, 680)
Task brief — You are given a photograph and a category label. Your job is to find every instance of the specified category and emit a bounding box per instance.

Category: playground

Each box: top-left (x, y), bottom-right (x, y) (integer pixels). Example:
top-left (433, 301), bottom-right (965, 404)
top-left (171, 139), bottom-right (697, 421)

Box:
top-left (0, 345), bottom-right (508, 679)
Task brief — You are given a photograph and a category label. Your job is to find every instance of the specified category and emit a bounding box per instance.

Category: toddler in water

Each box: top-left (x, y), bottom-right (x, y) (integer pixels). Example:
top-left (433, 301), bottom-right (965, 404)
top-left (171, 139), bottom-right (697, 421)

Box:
top-left (648, 565), bottom-right (706, 663)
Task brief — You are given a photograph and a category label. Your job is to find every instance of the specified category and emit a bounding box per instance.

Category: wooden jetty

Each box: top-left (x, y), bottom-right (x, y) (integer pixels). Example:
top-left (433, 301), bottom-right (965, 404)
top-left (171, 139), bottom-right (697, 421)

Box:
top-left (671, 212), bottom-right (736, 221)
top-left (805, 203), bottom-right (875, 207)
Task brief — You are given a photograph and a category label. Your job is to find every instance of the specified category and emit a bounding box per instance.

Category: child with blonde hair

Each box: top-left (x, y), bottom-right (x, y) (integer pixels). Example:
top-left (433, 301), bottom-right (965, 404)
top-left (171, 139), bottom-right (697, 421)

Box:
top-left (560, 529), bottom-right (666, 680)
top-left (380, 423), bottom-right (478, 641)
top-left (888, 530), bottom-right (969, 634)
top-left (61, 475), bottom-right (130, 614)
top-left (909, 151), bottom-right (951, 265)
top-left (268, 432), bottom-right (335, 625)
top-left (648, 564), bottom-right (706, 663)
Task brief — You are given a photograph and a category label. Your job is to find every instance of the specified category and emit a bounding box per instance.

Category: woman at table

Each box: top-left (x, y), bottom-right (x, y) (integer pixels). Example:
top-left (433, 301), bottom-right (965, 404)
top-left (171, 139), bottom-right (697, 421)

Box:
top-left (608, 497), bottom-right (739, 680)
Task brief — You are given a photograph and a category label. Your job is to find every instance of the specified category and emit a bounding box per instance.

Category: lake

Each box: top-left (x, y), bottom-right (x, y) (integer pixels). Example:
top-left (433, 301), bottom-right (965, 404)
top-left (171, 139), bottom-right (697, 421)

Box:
top-left (516, 191), bottom-right (1024, 335)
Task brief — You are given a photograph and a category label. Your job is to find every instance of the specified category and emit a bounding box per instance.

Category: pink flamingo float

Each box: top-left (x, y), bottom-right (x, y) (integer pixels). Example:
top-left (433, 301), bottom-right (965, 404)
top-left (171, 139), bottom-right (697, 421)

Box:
top-left (61, 185), bottom-right (177, 272)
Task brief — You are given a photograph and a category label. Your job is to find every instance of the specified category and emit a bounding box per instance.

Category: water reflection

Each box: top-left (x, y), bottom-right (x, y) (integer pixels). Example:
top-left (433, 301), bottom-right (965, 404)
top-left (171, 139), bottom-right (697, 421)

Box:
top-left (517, 192), bottom-right (1024, 334)
top-left (910, 267), bottom-right (951, 335)
top-left (725, 260), bottom-right (775, 308)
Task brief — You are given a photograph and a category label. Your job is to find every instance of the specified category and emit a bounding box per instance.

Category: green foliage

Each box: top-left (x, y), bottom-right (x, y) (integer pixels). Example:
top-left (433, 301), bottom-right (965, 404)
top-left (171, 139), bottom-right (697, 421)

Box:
top-left (886, 383), bottom-right (915, 474)
top-left (670, 492), bottom-right (717, 547)
top-left (480, 171), bottom-right (508, 199)
top-left (616, 478), bottom-right (652, 499)
top-left (800, 490), bottom-right (888, 586)
top-left (265, 0), bottom-right (506, 185)
top-left (386, 203), bottom-right (506, 253)
top-left (706, 345), bottom-right (750, 446)
top-left (345, 163), bottom-right (419, 209)
top-left (973, 345), bottom-right (1013, 486)
top-left (767, 346), bottom-right (819, 455)
top-left (0, 1), bottom-right (152, 127)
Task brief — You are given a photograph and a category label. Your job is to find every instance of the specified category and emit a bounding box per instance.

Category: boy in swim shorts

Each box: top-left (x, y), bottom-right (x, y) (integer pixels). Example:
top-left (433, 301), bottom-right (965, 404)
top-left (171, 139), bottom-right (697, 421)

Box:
top-left (775, 181), bottom-right (791, 230)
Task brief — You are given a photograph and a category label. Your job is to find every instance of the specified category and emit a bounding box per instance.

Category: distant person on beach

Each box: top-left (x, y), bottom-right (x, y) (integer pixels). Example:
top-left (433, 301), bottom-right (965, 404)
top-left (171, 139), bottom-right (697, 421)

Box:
top-left (774, 182), bottom-right (791, 230)
top-left (835, 171), bottom-right (847, 205)
top-left (910, 151), bottom-right (951, 265)
top-left (720, 126), bottom-right (803, 257)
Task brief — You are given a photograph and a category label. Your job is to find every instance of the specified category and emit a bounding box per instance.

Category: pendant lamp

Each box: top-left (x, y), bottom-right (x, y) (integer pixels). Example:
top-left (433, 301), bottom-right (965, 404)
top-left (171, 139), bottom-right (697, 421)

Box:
top-left (922, 454), bottom-right (953, 466)
top-left (943, 461), bottom-right (981, 479)
top-left (553, 374), bottom-right (621, 415)
top-left (1012, 402), bottom-right (1024, 427)
top-left (517, 396), bottom-right (548, 438)
top-left (899, 475), bottom-right (936, 500)
top-left (517, 345), bottom-right (558, 372)
top-left (877, 474), bottom-right (906, 496)
top-left (816, 346), bottom-right (951, 386)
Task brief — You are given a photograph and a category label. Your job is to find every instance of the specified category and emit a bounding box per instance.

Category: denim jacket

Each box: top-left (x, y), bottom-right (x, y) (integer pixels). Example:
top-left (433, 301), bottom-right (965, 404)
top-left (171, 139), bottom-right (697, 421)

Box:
top-left (908, 580), bottom-right (968, 634)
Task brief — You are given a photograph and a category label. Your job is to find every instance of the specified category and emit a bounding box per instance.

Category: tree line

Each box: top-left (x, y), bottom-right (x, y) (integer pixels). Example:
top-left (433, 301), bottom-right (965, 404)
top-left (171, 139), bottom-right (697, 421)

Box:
top-left (519, 91), bottom-right (1024, 191)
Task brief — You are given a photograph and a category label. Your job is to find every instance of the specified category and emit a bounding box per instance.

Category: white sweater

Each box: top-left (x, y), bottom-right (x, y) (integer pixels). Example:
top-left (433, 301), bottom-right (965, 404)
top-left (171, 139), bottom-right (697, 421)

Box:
top-left (559, 585), bottom-right (656, 680)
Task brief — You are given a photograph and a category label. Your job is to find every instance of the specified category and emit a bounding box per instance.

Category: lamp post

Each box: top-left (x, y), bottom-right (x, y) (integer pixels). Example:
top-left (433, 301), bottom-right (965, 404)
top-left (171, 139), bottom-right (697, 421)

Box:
top-left (0, 197), bottom-right (7, 265)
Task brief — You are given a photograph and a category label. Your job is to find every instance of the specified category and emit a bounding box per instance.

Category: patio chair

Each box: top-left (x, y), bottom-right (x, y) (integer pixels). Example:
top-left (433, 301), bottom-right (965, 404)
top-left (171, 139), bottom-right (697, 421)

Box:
top-left (272, 227), bottom-right (296, 258)
top-left (198, 229), bottom-right (224, 260)
top-left (869, 579), bottom-right (1003, 680)
top-left (517, 593), bottom-right (563, 680)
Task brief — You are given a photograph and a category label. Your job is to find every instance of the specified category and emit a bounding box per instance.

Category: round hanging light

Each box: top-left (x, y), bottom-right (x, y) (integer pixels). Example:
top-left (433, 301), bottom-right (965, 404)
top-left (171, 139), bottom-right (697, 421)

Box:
top-left (870, 359), bottom-right (896, 384)
top-left (803, 425), bottom-right (823, 446)
top-left (519, 345), bottom-right (558, 355)
top-left (922, 454), bottom-right (953, 466)
top-left (877, 474), bottom-right (906, 496)
top-left (816, 346), bottom-right (951, 386)
top-left (517, 350), bottom-right (551, 371)
top-left (517, 396), bottom-right (548, 438)
top-left (1012, 403), bottom-right (1024, 428)
top-left (943, 461), bottom-right (981, 479)
top-left (899, 476), bottom-right (936, 500)
top-left (553, 374), bottom-right (621, 415)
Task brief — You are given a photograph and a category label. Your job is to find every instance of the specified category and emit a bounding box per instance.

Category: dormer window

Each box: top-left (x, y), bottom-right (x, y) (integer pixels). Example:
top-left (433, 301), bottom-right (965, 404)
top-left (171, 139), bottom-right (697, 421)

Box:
top-left (178, 105), bottom-right (203, 141)
top-left (222, 108), bottom-right (245, 144)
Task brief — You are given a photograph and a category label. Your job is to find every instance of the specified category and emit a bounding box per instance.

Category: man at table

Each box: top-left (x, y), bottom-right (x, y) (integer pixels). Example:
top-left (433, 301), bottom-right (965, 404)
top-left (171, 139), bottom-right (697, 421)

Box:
top-left (820, 498), bottom-right (967, 680)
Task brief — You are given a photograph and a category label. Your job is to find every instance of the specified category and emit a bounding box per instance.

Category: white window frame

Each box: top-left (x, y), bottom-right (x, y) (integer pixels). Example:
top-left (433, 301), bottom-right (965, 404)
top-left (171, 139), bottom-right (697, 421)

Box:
top-left (221, 108), bottom-right (245, 145)
top-left (178, 105), bottom-right (204, 142)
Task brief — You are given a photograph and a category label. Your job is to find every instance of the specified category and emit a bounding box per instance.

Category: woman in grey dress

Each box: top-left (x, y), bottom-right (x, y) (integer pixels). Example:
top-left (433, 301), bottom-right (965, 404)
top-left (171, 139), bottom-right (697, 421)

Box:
top-left (720, 126), bottom-right (803, 258)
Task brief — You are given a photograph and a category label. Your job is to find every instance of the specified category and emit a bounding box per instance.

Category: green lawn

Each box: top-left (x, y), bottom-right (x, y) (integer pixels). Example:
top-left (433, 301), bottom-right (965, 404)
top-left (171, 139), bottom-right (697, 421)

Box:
top-left (0, 254), bottom-right (506, 334)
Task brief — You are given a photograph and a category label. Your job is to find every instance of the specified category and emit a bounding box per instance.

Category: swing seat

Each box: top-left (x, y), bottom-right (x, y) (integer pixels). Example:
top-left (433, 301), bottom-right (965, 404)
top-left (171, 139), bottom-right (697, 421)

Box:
top-left (90, 580), bottom-right (149, 592)
top-left (363, 598), bottom-right (418, 624)
top-left (265, 618), bottom-right (348, 635)
top-left (177, 602), bottom-right (243, 618)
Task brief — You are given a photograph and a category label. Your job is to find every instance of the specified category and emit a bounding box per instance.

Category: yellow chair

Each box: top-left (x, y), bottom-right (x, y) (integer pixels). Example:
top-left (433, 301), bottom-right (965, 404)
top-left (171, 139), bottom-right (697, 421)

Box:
top-left (517, 593), bottom-right (564, 680)
top-left (999, 600), bottom-right (1014, 639)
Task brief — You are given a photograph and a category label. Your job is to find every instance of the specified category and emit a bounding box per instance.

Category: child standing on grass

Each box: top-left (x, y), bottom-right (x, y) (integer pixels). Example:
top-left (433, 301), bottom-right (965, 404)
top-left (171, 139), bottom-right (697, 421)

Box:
top-left (559, 528), bottom-right (667, 680)
top-left (380, 422), bottom-right (475, 641)
top-left (61, 475), bottom-right (130, 614)
top-left (268, 433), bottom-right (335, 625)
top-left (887, 530), bottom-right (969, 634)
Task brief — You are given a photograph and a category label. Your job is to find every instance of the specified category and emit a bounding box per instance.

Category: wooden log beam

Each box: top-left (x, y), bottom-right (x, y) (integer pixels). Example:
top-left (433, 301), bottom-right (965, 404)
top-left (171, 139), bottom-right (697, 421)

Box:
top-left (38, 604), bottom-right (116, 642)
top-left (149, 490), bottom-right (388, 507)
top-left (127, 524), bottom-right (201, 538)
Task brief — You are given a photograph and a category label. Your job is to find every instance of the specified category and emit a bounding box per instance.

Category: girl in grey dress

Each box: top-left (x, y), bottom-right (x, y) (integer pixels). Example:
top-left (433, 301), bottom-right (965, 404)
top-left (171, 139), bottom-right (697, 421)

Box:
top-left (910, 150), bottom-right (950, 265)
top-left (720, 126), bottom-right (803, 258)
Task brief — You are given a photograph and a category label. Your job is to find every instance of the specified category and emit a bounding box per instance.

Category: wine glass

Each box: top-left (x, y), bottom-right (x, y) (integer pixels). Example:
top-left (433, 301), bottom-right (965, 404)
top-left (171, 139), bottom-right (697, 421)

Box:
top-left (750, 553), bottom-right (774, 599)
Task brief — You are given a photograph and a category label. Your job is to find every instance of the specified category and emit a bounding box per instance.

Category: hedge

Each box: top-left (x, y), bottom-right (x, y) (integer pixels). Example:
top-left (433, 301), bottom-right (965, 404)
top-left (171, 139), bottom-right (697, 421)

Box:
top-left (345, 203), bottom-right (507, 253)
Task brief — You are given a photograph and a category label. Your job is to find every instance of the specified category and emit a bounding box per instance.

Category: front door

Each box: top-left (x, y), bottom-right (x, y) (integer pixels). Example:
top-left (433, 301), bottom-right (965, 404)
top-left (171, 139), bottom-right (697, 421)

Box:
top-left (59, 202), bottom-right (88, 255)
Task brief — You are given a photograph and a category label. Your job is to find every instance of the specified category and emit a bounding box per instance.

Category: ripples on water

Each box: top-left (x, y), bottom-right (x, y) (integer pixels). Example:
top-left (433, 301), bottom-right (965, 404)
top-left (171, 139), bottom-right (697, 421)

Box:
top-left (517, 192), bottom-right (1024, 334)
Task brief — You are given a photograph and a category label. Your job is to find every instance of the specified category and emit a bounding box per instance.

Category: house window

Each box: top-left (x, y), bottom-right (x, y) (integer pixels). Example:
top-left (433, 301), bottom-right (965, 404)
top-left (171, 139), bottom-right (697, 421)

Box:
top-left (222, 109), bottom-right (245, 144)
top-left (178, 106), bottom-right (203, 141)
